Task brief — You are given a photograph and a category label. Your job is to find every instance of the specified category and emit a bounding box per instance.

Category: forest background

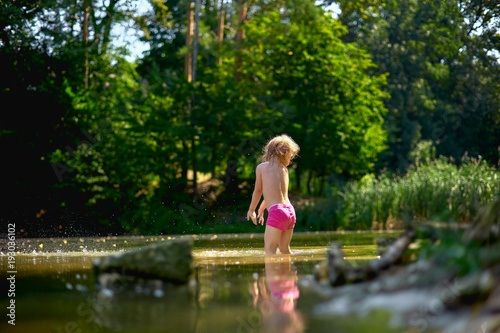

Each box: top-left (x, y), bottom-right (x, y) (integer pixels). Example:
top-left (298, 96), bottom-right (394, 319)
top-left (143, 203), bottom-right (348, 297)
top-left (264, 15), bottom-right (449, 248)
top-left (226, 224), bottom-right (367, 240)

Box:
top-left (1, 0), bottom-right (499, 237)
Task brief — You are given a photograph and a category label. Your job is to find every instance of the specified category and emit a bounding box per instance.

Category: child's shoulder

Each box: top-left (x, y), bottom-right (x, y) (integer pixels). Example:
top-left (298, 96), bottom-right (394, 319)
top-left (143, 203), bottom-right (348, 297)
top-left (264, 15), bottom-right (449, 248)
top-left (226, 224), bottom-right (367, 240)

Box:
top-left (256, 162), bottom-right (269, 171)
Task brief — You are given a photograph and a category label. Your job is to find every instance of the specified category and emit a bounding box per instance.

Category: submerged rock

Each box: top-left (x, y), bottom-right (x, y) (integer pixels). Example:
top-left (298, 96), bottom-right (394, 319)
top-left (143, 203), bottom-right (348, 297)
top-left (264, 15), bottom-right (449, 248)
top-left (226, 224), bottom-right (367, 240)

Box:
top-left (93, 239), bottom-right (192, 284)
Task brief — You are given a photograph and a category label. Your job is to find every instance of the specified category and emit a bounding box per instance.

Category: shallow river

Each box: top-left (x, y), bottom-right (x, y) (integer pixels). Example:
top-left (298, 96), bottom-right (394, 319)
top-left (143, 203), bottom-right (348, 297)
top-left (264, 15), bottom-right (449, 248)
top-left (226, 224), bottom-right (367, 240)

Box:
top-left (1, 231), bottom-right (407, 333)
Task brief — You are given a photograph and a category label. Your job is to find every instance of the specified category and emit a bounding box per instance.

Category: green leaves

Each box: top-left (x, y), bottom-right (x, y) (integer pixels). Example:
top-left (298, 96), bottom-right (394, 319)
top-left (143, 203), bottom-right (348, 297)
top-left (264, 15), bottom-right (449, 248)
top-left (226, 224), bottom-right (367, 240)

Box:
top-left (242, 3), bottom-right (389, 179)
top-left (338, 0), bottom-right (500, 171)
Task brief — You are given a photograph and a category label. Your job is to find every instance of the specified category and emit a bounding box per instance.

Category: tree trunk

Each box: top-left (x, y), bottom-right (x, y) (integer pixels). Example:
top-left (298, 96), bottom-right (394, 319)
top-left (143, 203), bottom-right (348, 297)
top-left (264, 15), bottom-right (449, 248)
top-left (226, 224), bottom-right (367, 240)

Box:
top-left (185, 1), bottom-right (194, 82)
top-left (190, 0), bottom-right (201, 193)
top-left (234, 0), bottom-right (247, 82)
top-left (217, 0), bottom-right (225, 65)
top-left (100, 0), bottom-right (118, 55)
top-left (318, 170), bottom-right (325, 196)
top-left (295, 161), bottom-right (302, 193)
top-left (180, 140), bottom-right (189, 190)
top-left (306, 170), bottom-right (313, 195)
top-left (211, 144), bottom-right (217, 179)
top-left (192, 136), bottom-right (197, 193)
top-left (224, 151), bottom-right (240, 195)
top-left (236, 1), bottom-right (247, 41)
top-left (82, 0), bottom-right (90, 89)
top-left (192, 0), bottom-right (201, 82)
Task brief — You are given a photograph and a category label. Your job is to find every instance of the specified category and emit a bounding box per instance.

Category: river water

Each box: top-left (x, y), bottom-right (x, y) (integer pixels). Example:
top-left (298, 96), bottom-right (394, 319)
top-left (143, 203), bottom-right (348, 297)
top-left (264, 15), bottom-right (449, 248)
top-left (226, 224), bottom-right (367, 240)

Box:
top-left (0, 231), bottom-right (406, 333)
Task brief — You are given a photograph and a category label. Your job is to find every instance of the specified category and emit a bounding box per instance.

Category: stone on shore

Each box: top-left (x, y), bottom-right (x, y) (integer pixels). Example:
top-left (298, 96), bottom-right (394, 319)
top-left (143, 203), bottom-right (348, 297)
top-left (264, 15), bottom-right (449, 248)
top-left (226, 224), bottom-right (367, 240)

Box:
top-left (93, 239), bottom-right (192, 284)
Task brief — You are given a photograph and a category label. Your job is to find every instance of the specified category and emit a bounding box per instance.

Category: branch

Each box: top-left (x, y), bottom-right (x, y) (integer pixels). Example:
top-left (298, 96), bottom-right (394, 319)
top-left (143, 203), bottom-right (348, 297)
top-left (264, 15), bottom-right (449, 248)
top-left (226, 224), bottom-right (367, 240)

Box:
top-left (322, 229), bottom-right (416, 286)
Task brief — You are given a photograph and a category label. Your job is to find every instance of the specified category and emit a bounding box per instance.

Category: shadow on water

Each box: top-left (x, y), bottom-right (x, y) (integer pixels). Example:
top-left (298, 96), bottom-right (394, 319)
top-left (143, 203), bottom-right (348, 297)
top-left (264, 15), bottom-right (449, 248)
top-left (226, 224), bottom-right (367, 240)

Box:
top-left (0, 231), bottom-right (408, 333)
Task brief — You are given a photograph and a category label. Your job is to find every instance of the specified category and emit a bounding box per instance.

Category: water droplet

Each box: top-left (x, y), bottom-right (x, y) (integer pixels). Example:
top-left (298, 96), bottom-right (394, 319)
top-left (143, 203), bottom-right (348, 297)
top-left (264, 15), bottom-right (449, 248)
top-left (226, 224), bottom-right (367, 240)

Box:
top-left (153, 289), bottom-right (164, 298)
top-left (76, 284), bottom-right (88, 292)
top-left (66, 282), bottom-right (73, 290)
top-left (100, 289), bottom-right (113, 298)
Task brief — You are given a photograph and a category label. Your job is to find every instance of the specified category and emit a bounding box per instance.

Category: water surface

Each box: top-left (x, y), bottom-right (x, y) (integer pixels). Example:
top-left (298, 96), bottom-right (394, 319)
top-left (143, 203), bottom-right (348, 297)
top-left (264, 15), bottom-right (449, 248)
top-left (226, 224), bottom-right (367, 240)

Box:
top-left (0, 231), bottom-right (404, 333)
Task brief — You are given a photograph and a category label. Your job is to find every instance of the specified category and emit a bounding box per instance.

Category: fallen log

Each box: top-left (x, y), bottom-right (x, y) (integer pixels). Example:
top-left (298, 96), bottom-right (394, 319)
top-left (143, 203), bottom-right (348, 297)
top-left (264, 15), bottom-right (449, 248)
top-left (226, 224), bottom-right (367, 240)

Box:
top-left (463, 194), bottom-right (500, 244)
top-left (318, 229), bottom-right (416, 286)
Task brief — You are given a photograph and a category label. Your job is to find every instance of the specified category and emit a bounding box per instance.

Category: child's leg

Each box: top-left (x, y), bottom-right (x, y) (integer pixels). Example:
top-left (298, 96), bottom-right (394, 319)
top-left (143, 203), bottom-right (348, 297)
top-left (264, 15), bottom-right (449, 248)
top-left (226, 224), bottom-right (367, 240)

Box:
top-left (278, 229), bottom-right (294, 255)
top-left (264, 225), bottom-right (282, 254)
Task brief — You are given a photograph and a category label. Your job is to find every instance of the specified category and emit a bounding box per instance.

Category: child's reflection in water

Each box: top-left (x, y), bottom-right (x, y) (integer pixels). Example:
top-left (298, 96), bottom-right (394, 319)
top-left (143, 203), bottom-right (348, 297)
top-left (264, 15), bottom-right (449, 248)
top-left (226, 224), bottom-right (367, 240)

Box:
top-left (250, 255), bottom-right (304, 333)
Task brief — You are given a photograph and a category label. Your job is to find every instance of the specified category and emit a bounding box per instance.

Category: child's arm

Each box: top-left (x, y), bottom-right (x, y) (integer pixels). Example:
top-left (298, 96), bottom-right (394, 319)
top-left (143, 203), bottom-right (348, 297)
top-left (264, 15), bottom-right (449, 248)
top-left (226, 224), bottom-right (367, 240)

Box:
top-left (247, 166), bottom-right (263, 225)
top-left (257, 199), bottom-right (266, 225)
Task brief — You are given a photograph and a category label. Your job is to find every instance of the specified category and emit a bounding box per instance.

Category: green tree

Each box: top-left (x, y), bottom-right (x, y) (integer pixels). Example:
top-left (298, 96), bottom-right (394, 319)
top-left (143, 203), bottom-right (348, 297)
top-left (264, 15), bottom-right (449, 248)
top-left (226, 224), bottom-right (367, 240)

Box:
top-left (331, 0), bottom-right (500, 170)
top-left (241, 0), bottom-right (389, 193)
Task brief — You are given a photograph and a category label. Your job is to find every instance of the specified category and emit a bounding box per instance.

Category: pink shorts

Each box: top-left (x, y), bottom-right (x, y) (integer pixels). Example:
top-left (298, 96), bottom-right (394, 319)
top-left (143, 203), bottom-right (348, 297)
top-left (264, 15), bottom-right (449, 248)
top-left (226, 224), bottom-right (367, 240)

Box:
top-left (268, 279), bottom-right (300, 300)
top-left (266, 204), bottom-right (296, 231)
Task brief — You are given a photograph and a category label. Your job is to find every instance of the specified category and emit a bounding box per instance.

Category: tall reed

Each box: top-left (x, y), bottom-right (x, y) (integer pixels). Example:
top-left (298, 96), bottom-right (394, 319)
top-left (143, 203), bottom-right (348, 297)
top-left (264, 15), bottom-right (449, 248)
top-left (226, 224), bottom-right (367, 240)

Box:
top-left (296, 158), bottom-right (500, 231)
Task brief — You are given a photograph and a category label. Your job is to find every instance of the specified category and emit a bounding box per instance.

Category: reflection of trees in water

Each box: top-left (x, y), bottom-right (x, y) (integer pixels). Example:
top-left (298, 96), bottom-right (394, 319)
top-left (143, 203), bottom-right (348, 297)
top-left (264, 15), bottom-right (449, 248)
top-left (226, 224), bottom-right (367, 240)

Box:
top-left (250, 255), bottom-right (305, 333)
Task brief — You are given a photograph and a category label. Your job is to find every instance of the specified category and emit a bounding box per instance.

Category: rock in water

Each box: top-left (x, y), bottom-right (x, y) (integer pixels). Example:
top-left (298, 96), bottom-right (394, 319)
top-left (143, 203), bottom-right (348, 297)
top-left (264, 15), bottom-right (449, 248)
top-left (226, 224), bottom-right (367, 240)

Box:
top-left (93, 239), bottom-right (192, 284)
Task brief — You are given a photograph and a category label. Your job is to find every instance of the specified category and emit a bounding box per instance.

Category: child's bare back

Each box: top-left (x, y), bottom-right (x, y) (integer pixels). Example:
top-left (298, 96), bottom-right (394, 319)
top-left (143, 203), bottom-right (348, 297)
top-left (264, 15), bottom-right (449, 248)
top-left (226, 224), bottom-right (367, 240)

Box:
top-left (259, 161), bottom-right (290, 209)
top-left (247, 134), bottom-right (300, 254)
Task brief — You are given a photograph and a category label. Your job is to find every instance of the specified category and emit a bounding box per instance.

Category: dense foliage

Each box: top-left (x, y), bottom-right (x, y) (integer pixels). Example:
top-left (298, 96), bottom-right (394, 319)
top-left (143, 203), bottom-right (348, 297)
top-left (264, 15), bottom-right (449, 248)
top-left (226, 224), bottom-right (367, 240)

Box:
top-left (1, 0), bottom-right (498, 235)
top-left (333, 0), bottom-right (500, 170)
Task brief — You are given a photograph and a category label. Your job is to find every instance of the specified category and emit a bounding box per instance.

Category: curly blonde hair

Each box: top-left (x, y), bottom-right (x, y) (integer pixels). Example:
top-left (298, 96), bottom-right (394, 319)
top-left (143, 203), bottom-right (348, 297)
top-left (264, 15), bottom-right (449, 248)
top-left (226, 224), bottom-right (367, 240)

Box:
top-left (261, 134), bottom-right (300, 166)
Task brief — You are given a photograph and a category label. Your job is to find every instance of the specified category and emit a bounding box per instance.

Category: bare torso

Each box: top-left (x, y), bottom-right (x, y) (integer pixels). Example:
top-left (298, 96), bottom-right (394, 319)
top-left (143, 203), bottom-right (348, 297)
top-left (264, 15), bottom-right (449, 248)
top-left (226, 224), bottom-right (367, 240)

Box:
top-left (258, 161), bottom-right (290, 209)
